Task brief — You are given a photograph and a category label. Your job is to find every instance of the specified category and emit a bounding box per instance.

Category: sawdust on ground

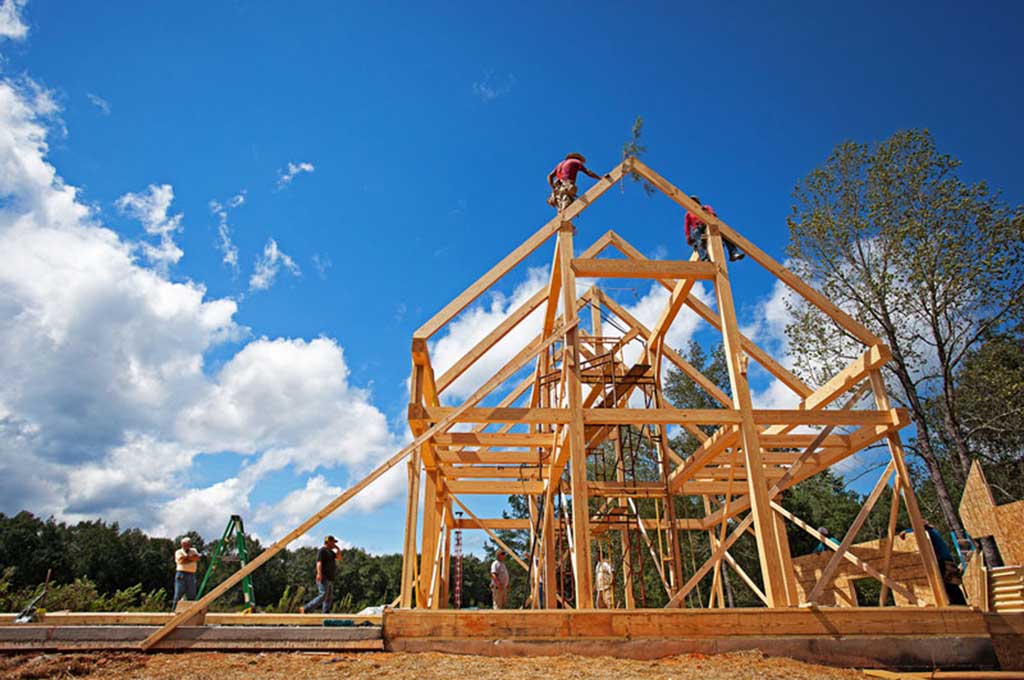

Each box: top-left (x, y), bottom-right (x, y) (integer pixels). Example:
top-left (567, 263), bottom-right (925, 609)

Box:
top-left (0, 650), bottom-right (866, 679)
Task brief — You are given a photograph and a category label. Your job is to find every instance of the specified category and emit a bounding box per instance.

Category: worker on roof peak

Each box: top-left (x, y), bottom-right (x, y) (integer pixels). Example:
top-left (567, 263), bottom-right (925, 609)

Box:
top-left (685, 195), bottom-right (745, 263)
top-left (547, 152), bottom-right (604, 212)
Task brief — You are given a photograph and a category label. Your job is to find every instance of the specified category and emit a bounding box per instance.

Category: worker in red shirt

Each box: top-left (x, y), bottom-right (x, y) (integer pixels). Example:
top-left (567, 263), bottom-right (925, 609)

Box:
top-left (547, 152), bottom-right (603, 211)
top-left (685, 196), bottom-right (744, 262)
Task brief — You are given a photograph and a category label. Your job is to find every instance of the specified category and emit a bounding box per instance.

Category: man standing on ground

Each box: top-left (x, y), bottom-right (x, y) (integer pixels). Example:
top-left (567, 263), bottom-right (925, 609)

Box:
top-left (684, 196), bottom-right (744, 262)
top-left (301, 535), bottom-right (343, 614)
top-left (547, 152), bottom-right (604, 211)
top-left (172, 537), bottom-right (201, 608)
top-left (595, 554), bottom-right (615, 608)
top-left (490, 551), bottom-right (510, 609)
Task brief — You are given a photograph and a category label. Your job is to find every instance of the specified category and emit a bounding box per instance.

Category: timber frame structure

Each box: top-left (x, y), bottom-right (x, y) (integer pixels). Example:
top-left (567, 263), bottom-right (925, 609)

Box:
top-left (399, 157), bottom-right (950, 612)
top-left (132, 156), bottom-right (961, 653)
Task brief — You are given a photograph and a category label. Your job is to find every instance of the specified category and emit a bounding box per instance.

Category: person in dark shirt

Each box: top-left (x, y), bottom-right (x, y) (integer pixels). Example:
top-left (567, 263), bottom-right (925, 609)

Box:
top-left (904, 521), bottom-right (967, 606)
top-left (547, 152), bottom-right (603, 211)
top-left (300, 535), bottom-right (342, 614)
top-left (684, 196), bottom-right (744, 262)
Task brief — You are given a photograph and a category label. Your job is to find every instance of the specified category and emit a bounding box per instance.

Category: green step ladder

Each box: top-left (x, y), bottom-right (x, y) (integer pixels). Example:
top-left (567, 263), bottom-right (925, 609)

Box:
top-left (197, 514), bottom-right (256, 609)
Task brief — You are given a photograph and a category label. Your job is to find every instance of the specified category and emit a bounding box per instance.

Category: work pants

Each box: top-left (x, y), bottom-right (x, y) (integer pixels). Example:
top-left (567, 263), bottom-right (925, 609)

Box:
top-left (173, 571), bottom-right (197, 607)
top-left (491, 584), bottom-right (509, 609)
top-left (304, 581), bottom-right (334, 614)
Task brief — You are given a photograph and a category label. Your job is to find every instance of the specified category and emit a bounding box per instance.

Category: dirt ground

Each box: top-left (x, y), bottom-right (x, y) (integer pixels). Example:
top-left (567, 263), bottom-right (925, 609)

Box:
top-left (0, 650), bottom-right (867, 680)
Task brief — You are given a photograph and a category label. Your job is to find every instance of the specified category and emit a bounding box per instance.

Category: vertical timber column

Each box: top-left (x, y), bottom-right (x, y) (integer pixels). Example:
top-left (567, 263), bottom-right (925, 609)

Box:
top-left (868, 369), bottom-right (949, 606)
top-left (440, 498), bottom-right (452, 608)
top-left (558, 224), bottom-right (593, 605)
top-left (613, 429), bottom-right (635, 608)
top-left (772, 495), bottom-right (800, 605)
top-left (541, 347), bottom-right (558, 609)
top-left (418, 469), bottom-right (440, 608)
top-left (399, 448), bottom-right (421, 608)
top-left (653, 355), bottom-right (685, 590)
top-left (706, 227), bottom-right (791, 607)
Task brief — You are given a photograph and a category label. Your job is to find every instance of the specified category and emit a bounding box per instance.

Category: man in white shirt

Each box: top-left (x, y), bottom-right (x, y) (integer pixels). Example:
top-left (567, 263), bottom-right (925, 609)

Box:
top-left (173, 537), bottom-right (201, 607)
top-left (595, 555), bottom-right (615, 608)
top-left (490, 551), bottom-right (510, 609)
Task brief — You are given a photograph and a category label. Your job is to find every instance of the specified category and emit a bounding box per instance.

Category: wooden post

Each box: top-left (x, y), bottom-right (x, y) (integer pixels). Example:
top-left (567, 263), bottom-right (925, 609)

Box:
top-left (706, 226), bottom-right (791, 607)
top-left (879, 476), bottom-right (902, 606)
top-left (807, 462), bottom-right (894, 604)
top-left (558, 225), bottom-right (593, 605)
top-left (418, 469), bottom-right (441, 608)
top-left (773, 493), bottom-right (800, 605)
top-left (399, 450), bottom-right (421, 608)
top-left (868, 370), bottom-right (949, 606)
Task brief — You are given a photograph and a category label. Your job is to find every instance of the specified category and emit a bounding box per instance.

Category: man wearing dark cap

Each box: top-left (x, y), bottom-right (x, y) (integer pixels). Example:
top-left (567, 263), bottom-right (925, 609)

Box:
top-left (547, 152), bottom-right (603, 211)
top-left (300, 535), bottom-right (342, 614)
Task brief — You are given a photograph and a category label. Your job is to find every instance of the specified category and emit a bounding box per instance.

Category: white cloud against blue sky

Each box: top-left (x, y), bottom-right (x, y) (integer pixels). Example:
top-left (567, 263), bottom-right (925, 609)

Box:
top-left (0, 0), bottom-right (1022, 555)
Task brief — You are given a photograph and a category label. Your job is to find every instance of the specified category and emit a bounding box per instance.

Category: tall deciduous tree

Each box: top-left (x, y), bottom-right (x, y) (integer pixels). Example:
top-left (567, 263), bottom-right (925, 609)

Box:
top-left (785, 129), bottom-right (1024, 561)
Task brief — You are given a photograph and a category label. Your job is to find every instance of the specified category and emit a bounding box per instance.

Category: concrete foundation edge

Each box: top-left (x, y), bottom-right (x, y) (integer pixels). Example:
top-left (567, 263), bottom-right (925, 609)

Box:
top-left (384, 636), bottom-right (1000, 670)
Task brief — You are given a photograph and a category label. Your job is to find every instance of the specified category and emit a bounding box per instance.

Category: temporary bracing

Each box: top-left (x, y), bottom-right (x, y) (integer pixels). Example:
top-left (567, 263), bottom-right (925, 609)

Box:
top-left (136, 156), bottom-right (954, 652)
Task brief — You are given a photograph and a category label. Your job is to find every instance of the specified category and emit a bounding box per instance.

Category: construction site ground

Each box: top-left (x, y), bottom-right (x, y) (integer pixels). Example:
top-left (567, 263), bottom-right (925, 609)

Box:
top-left (0, 650), bottom-right (865, 680)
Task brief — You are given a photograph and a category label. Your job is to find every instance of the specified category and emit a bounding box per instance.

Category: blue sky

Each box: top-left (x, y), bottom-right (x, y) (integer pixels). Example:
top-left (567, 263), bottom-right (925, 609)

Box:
top-left (1, 1), bottom-right (1022, 556)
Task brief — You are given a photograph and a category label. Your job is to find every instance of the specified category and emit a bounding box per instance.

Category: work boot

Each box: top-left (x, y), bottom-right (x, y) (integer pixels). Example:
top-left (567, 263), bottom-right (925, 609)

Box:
top-left (730, 251), bottom-right (746, 261)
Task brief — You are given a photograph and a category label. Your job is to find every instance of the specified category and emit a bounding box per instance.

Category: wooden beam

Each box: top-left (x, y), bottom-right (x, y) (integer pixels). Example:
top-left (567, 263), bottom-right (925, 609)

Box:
top-left (435, 450), bottom-right (547, 465)
top-left (706, 225), bottom-right (790, 606)
top-left (435, 287), bottom-right (547, 394)
top-left (594, 288), bottom-right (733, 408)
top-left (445, 480), bottom-right (545, 495)
top-left (558, 226), bottom-right (594, 605)
top-left (441, 466), bottom-right (549, 479)
top-left (414, 162), bottom-right (626, 340)
top-left (452, 518), bottom-right (532, 530)
top-left (629, 158), bottom-right (883, 347)
top-left (668, 425), bottom-right (740, 492)
top-left (570, 258), bottom-right (717, 280)
top-left (647, 276), bottom-right (698, 360)
top-left (433, 432), bottom-right (554, 447)
top-left (806, 461), bottom-right (895, 604)
top-left (772, 501), bottom-right (915, 602)
top-left (142, 317), bottom-right (576, 649)
top-left (869, 369), bottom-right (949, 606)
top-left (604, 230), bottom-right (813, 398)
top-left (449, 495), bottom-right (530, 571)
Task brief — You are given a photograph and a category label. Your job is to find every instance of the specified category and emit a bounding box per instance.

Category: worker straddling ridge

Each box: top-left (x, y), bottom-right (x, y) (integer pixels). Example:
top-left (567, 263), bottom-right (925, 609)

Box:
top-left (684, 195), bottom-right (745, 262)
top-left (490, 550), bottom-right (510, 609)
top-left (547, 152), bottom-right (604, 211)
top-left (172, 537), bottom-right (201, 607)
top-left (595, 553), bottom-right (615, 608)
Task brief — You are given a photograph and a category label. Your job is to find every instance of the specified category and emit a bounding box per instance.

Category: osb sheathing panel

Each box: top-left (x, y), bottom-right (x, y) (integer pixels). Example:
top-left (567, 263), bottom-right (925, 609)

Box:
top-left (995, 502), bottom-right (1024, 565)
top-left (959, 460), bottom-right (1024, 565)
top-left (791, 533), bottom-right (936, 607)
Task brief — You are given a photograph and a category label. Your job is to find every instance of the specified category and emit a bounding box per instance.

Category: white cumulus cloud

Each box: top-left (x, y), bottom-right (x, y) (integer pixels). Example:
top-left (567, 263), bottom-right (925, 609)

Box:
top-left (0, 73), bottom-right (406, 545)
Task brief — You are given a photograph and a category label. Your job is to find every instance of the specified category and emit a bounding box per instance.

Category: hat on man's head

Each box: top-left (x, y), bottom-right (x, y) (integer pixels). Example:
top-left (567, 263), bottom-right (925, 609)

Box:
top-left (817, 527), bottom-right (830, 536)
top-left (565, 152), bottom-right (586, 162)
top-left (325, 535), bottom-right (338, 544)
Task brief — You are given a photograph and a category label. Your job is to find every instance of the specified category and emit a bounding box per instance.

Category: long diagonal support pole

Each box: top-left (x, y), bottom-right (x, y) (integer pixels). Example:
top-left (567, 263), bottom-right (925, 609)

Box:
top-left (141, 317), bottom-right (577, 649)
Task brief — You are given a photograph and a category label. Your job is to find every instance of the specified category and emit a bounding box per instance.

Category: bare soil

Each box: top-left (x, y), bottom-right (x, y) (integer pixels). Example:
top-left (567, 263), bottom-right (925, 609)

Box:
top-left (0, 650), bottom-right (866, 680)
